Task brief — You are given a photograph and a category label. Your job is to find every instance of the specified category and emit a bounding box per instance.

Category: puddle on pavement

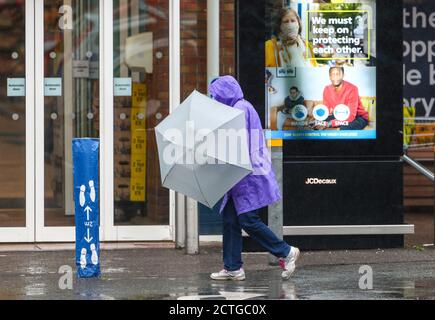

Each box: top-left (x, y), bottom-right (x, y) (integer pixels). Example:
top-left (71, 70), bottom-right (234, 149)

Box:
top-left (26, 266), bottom-right (48, 275)
top-left (77, 292), bottom-right (116, 300)
top-left (24, 283), bottom-right (47, 297)
top-left (101, 268), bottom-right (127, 273)
top-left (0, 292), bottom-right (17, 299)
top-left (127, 293), bottom-right (172, 300)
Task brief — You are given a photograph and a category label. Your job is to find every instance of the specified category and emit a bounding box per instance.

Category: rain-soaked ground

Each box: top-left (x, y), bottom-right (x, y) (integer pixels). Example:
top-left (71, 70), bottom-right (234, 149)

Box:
top-left (0, 245), bottom-right (434, 300)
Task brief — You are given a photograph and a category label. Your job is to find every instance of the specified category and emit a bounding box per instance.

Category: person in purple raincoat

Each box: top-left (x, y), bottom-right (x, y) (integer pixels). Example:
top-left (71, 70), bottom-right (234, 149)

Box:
top-left (208, 75), bottom-right (300, 281)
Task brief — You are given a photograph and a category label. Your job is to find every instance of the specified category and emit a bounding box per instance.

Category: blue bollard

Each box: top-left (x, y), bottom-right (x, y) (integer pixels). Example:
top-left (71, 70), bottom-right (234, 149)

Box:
top-left (72, 138), bottom-right (101, 278)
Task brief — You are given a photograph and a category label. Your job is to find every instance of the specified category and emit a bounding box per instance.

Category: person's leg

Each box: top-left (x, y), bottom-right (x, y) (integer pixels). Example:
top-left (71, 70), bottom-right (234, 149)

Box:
top-left (222, 198), bottom-right (243, 271)
top-left (339, 116), bottom-right (368, 130)
top-left (277, 111), bottom-right (289, 131)
top-left (238, 210), bottom-right (291, 259)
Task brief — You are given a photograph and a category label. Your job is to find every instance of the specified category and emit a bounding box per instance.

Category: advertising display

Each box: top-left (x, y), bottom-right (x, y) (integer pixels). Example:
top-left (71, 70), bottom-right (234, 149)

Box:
top-left (403, 0), bottom-right (435, 148)
top-left (265, 0), bottom-right (377, 140)
top-left (238, 0), bottom-right (404, 250)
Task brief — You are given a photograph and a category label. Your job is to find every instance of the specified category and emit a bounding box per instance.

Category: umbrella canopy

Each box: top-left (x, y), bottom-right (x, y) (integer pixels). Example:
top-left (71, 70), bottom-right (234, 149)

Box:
top-left (155, 90), bottom-right (253, 208)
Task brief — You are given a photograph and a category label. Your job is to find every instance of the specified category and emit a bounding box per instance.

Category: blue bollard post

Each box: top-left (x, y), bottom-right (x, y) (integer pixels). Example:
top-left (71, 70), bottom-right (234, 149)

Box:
top-left (72, 138), bottom-right (101, 278)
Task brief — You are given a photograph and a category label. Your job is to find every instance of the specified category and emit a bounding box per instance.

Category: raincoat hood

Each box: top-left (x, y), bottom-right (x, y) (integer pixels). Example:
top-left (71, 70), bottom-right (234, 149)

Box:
top-left (209, 75), bottom-right (244, 107)
top-left (208, 75), bottom-right (281, 215)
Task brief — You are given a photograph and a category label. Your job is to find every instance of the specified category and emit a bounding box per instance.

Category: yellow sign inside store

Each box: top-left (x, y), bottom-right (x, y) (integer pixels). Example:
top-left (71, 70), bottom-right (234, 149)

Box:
top-left (132, 82), bottom-right (147, 108)
top-left (130, 177), bottom-right (146, 202)
top-left (131, 153), bottom-right (146, 177)
top-left (130, 83), bottom-right (147, 202)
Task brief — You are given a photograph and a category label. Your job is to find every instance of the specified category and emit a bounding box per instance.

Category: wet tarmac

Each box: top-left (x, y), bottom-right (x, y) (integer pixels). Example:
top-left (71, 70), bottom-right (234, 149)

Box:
top-left (0, 246), bottom-right (434, 300)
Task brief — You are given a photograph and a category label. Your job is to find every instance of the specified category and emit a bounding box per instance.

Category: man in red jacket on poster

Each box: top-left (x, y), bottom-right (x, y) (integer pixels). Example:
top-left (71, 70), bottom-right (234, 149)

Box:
top-left (321, 66), bottom-right (369, 130)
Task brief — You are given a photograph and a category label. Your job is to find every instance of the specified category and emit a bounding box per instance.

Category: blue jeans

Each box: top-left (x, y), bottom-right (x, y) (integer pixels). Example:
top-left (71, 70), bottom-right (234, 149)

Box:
top-left (222, 197), bottom-right (291, 271)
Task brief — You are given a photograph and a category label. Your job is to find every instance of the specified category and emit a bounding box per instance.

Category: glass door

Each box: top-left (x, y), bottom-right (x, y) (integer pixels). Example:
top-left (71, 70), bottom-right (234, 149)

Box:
top-left (0, 0), bottom-right (173, 243)
top-left (102, 0), bottom-right (172, 241)
top-left (35, 0), bottom-right (101, 241)
top-left (34, 0), bottom-right (173, 242)
top-left (0, 0), bottom-right (34, 242)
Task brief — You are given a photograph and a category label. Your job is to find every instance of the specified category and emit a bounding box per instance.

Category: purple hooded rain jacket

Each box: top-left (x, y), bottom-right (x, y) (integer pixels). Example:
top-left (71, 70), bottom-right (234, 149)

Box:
top-left (209, 75), bottom-right (282, 215)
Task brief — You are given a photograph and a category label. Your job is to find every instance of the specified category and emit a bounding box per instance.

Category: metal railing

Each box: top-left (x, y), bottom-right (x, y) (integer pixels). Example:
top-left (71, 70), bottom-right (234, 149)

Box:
top-left (402, 128), bottom-right (435, 246)
top-left (402, 154), bottom-right (434, 182)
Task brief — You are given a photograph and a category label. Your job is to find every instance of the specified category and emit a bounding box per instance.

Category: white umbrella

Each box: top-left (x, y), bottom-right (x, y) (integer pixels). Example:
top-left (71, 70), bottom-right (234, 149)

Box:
top-left (155, 90), bottom-right (253, 208)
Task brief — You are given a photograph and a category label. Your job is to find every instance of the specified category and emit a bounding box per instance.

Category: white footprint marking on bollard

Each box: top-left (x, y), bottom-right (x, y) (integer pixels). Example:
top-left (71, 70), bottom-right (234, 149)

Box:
top-left (89, 180), bottom-right (96, 203)
top-left (79, 185), bottom-right (86, 207)
top-left (90, 243), bottom-right (98, 265)
top-left (80, 248), bottom-right (87, 269)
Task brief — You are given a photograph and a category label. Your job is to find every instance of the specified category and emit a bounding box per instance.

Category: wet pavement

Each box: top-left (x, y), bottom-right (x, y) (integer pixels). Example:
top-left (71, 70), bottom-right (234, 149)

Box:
top-left (0, 245), bottom-right (434, 300)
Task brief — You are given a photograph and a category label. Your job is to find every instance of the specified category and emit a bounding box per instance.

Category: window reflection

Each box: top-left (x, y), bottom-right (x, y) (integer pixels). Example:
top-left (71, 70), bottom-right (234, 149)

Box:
top-left (113, 0), bottom-right (169, 225)
top-left (0, 1), bottom-right (26, 227)
top-left (44, 0), bottom-right (100, 226)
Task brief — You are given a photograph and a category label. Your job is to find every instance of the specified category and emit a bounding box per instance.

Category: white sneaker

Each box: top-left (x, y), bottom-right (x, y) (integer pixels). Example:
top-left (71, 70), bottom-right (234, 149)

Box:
top-left (210, 268), bottom-right (245, 281)
top-left (280, 247), bottom-right (300, 280)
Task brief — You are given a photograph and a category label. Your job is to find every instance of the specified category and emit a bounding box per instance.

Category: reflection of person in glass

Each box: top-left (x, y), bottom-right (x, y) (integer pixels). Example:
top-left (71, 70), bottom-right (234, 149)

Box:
top-left (322, 67), bottom-right (369, 130)
top-left (277, 87), bottom-right (304, 130)
top-left (265, 7), bottom-right (317, 68)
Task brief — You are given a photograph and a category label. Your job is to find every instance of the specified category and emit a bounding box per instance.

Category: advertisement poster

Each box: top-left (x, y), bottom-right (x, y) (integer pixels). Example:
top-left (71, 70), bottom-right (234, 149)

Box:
top-left (265, 0), bottom-right (377, 140)
top-left (403, 0), bottom-right (435, 148)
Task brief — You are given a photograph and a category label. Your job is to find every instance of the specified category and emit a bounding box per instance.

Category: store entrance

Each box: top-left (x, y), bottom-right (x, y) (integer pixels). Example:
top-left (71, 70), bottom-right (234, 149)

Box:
top-left (0, 0), bottom-right (33, 241)
top-left (0, 0), bottom-right (171, 242)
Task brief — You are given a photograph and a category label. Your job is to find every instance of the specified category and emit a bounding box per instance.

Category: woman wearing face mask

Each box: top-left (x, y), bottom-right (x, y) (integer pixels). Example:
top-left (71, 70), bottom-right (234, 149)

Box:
top-left (266, 7), bottom-right (317, 68)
